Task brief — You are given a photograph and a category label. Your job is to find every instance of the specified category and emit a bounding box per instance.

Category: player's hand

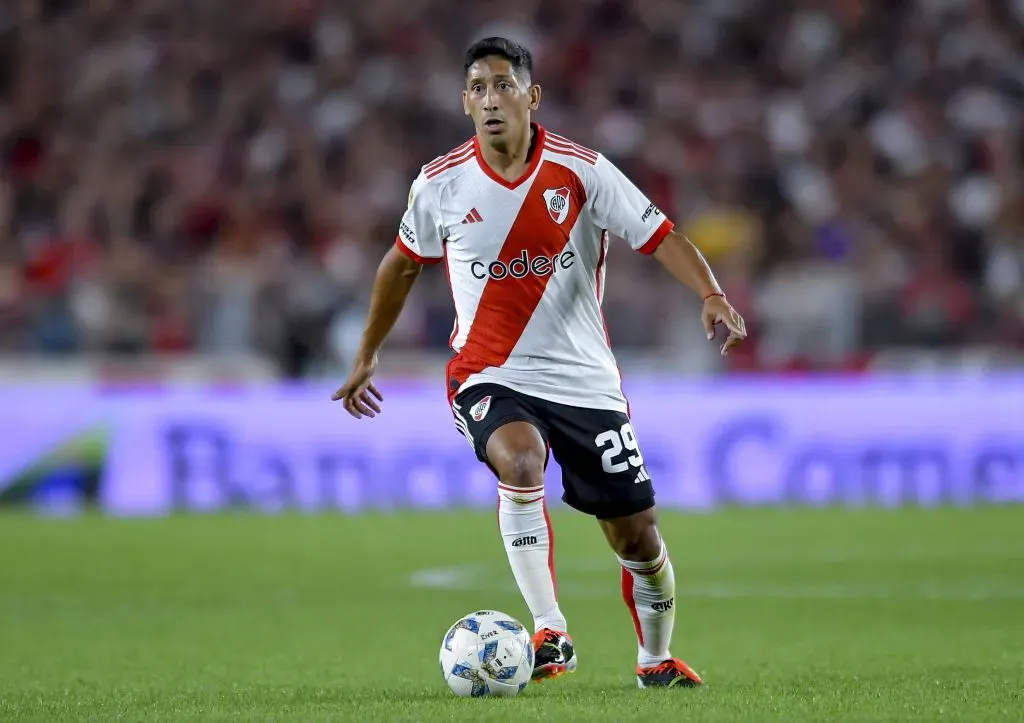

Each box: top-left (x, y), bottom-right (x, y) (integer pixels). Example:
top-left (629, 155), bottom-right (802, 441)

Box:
top-left (331, 355), bottom-right (384, 419)
top-left (701, 294), bottom-right (747, 356)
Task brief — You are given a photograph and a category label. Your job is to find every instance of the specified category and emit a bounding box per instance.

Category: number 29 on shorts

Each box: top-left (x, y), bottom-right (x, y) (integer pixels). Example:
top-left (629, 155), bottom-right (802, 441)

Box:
top-left (594, 423), bottom-right (645, 474)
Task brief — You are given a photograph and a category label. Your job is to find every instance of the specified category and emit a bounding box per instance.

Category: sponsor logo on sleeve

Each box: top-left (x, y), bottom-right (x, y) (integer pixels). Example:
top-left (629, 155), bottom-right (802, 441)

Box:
top-left (641, 202), bottom-right (661, 223)
top-left (400, 221), bottom-right (416, 245)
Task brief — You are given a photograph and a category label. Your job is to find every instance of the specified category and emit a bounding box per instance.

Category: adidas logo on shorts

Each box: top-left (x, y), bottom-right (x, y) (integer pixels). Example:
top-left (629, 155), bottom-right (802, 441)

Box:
top-left (634, 467), bottom-right (650, 484)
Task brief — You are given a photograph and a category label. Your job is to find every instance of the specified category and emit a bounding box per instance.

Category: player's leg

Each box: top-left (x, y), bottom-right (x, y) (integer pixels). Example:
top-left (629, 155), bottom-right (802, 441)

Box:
top-left (598, 508), bottom-right (701, 688)
top-left (485, 422), bottom-right (576, 680)
top-left (451, 385), bottom-right (575, 681)
top-left (543, 403), bottom-right (701, 688)
top-left (485, 421), bottom-right (565, 634)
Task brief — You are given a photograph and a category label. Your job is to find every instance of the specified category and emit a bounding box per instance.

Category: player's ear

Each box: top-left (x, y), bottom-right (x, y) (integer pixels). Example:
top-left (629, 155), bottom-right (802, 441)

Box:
top-left (462, 89), bottom-right (470, 116)
top-left (528, 84), bottom-right (541, 111)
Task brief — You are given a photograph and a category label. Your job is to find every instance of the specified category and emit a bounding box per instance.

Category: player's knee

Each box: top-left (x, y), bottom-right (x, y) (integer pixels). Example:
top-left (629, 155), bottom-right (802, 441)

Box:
top-left (486, 422), bottom-right (547, 489)
top-left (495, 448), bottom-right (546, 489)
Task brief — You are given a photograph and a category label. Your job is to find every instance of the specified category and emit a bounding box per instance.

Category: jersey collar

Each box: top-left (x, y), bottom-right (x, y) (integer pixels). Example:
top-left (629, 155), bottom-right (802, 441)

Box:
top-left (473, 123), bottom-right (546, 191)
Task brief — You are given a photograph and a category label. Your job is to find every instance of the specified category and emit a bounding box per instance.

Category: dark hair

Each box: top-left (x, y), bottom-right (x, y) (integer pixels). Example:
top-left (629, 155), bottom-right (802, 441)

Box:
top-left (464, 37), bottom-right (533, 79)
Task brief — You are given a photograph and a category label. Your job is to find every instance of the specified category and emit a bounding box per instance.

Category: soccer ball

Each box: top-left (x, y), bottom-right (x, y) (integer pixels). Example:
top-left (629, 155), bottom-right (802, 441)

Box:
top-left (439, 610), bottom-right (534, 697)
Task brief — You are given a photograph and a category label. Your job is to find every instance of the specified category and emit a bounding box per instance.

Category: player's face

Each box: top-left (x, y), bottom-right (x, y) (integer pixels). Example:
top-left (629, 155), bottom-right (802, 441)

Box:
top-left (463, 57), bottom-right (541, 147)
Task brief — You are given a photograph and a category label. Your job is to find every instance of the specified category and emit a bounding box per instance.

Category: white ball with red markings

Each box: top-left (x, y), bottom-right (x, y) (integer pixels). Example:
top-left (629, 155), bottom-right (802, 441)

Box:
top-left (438, 610), bottom-right (534, 697)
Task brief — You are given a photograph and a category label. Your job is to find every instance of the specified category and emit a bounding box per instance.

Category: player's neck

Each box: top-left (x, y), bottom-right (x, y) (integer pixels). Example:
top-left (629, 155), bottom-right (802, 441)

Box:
top-left (477, 124), bottom-right (536, 183)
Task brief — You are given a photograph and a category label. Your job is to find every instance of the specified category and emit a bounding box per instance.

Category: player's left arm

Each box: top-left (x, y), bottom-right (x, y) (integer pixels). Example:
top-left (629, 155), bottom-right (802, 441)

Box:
top-left (588, 155), bottom-right (747, 355)
top-left (589, 154), bottom-right (749, 352)
top-left (652, 231), bottom-right (746, 355)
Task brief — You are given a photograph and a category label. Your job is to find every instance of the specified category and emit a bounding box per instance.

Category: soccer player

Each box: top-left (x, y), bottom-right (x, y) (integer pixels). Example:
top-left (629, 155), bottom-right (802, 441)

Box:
top-left (333, 37), bottom-right (747, 688)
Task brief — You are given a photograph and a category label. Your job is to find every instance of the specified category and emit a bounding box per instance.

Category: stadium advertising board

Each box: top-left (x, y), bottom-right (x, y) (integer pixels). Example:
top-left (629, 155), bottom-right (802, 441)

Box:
top-left (1, 378), bottom-right (1022, 515)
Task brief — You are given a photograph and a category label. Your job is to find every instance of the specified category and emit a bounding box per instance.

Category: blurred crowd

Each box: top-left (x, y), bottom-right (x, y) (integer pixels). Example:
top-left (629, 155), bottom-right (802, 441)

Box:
top-left (1, 0), bottom-right (1023, 376)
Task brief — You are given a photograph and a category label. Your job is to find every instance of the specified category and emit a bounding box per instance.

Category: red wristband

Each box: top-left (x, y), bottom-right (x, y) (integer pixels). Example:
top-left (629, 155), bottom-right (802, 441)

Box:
top-left (703, 292), bottom-right (725, 301)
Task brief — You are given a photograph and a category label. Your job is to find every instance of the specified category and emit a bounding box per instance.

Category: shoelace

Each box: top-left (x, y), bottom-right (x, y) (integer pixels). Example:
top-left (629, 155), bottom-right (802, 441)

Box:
top-left (531, 630), bottom-right (560, 648)
top-left (645, 660), bottom-right (684, 675)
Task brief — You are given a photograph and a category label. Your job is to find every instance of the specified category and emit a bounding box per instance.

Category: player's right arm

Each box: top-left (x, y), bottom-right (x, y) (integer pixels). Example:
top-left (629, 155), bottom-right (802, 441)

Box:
top-left (332, 172), bottom-right (445, 418)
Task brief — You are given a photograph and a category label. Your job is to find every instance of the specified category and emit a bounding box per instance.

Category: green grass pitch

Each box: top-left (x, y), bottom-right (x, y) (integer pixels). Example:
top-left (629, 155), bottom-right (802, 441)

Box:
top-left (1, 506), bottom-right (1022, 722)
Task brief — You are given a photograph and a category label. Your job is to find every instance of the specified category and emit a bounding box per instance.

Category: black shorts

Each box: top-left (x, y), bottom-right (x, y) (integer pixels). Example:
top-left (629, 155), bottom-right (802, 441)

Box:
top-left (451, 382), bottom-right (655, 519)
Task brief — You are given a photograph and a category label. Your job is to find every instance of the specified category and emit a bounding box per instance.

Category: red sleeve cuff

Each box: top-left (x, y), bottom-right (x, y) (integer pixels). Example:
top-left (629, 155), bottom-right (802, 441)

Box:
top-left (637, 218), bottom-right (674, 255)
top-left (394, 236), bottom-right (442, 265)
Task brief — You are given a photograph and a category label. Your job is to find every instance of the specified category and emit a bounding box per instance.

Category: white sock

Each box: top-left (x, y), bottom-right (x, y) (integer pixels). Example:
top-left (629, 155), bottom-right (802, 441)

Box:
top-left (619, 541), bottom-right (675, 666)
top-left (497, 482), bottom-right (567, 634)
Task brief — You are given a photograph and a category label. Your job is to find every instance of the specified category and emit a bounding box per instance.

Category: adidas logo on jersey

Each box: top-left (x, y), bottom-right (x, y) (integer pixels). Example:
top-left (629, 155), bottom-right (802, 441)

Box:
top-left (634, 467), bottom-right (651, 484)
top-left (461, 208), bottom-right (483, 224)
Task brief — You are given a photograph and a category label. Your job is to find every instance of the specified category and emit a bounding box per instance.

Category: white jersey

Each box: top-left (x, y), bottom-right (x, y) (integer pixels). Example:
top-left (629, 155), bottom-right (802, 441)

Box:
top-left (395, 124), bottom-right (674, 413)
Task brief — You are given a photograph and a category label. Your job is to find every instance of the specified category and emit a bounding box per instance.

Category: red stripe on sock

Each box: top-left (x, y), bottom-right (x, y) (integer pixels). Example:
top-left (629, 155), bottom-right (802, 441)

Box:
top-left (632, 555), bottom-right (667, 577)
top-left (543, 499), bottom-right (558, 601)
top-left (621, 567), bottom-right (644, 646)
top-left (497, 482), bottom-right (545, 494)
